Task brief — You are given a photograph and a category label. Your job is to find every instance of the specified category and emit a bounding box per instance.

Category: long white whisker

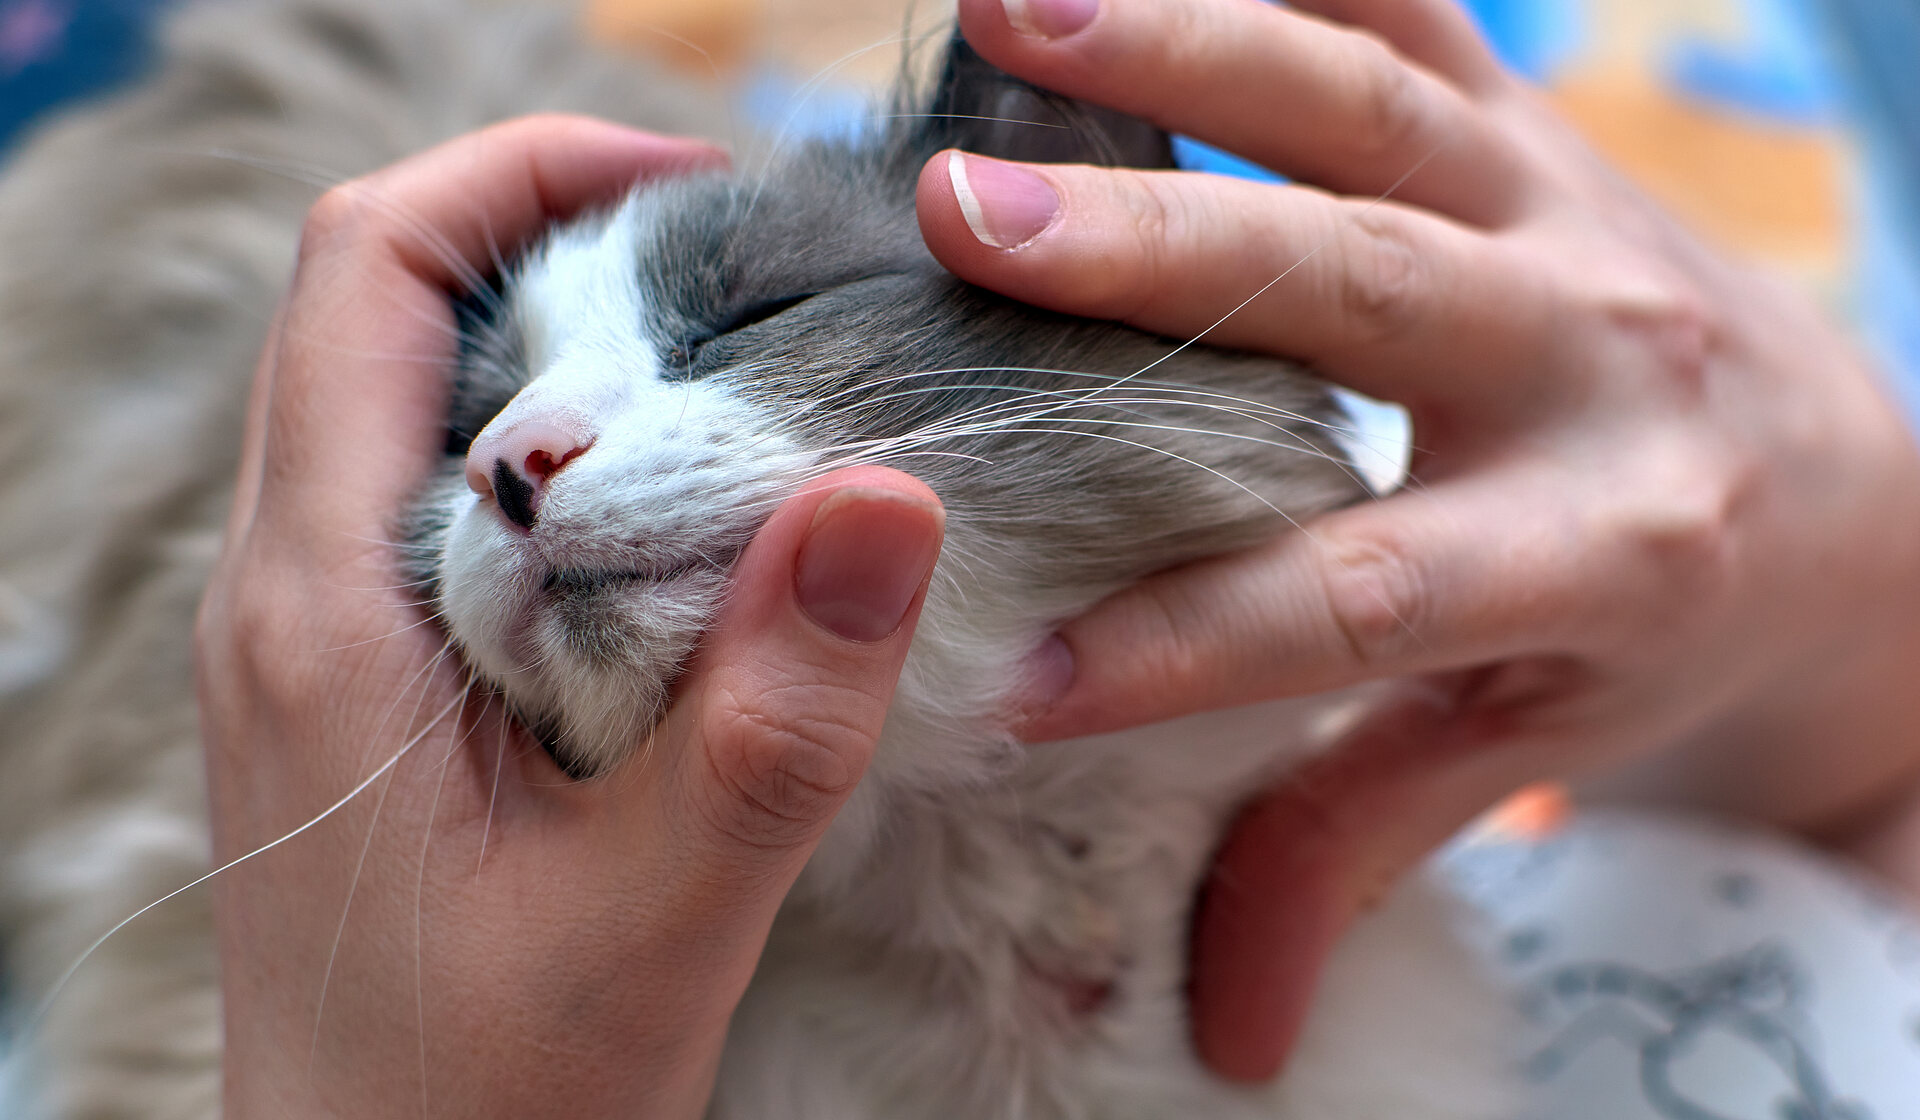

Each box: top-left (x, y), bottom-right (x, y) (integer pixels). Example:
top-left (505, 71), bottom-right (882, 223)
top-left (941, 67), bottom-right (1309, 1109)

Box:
top-left (310, 641), bottom-right (458, 1071)
top-left (477, 697), bottom-right (508, 877)
top-left (415, 692), bottom-right (473, 1120)
top-left (1098, 146), bottom-right (1444, 395)
top-left (310, 760), bottom-right (398, 1077)
top-left (178, 147), bottom-right (503, 312)
top-left (22, 688), bottom-right (464, 1043)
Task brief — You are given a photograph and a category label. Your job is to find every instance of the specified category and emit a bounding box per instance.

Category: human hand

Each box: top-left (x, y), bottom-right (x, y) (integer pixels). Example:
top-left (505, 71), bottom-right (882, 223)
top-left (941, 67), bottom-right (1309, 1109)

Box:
top-left (915, 0), bottom-right (1920, 1082)
top-left (195, 117), bottom-right (944, 1117)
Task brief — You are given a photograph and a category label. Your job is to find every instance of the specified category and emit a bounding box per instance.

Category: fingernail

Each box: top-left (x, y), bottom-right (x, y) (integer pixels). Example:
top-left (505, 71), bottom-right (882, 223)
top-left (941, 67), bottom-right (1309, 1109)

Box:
top-left (796, 488), bottom-right (944, 642)
top-left (948, 151), bottom-right (1060, 250)
top-left (1013, 634), bottom-right (1076, 723)
top-left (1003, 0), bottom-right (1097, 38)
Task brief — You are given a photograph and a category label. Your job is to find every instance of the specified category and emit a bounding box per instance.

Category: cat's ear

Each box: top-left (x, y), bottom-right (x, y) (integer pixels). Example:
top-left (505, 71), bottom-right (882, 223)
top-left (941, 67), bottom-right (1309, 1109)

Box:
top-left (922, 29), bottom-right (1176, 169)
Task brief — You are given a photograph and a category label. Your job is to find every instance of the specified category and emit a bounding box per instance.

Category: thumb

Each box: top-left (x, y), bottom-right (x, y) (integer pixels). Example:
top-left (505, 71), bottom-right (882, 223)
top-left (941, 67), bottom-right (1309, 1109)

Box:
top-left (1190, 686), bottom-right (1532, 1082)
top-left (663, 465), bottom-right (945, 900)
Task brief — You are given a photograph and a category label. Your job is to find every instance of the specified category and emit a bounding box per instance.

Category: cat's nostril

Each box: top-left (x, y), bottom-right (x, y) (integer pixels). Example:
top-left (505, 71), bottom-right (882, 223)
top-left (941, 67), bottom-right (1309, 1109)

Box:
top-left (490, 457), bottom-right (539, 530)
top-left (523, 444), bottom-right (584, 481)
top-left (464, 418), bottom-right (592, 531)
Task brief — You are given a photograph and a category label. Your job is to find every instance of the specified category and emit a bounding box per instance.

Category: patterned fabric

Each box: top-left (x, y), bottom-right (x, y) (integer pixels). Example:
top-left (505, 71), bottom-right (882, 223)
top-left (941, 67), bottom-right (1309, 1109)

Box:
top-left (1440, 809), bottom-right (1920, 1119)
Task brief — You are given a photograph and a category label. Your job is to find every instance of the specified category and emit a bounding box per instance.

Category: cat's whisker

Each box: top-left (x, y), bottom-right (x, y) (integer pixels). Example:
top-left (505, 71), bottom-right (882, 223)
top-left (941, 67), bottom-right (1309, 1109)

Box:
top-left (310, 740), bottom-right (401, 1079)
top-left (929, 384), bottom-right (1428, 507)
top-left (1089, 144), bottom-right (1444, 402)
top-left (904, 424), bottom-right (1306, 527)
top-left (309, 611), bottom-right (449, 655)
top-left (351, 631), bottom-right (467, 793)
top-left (25, 680), bottom-right (466, 1053)
top-left (316, 636), bottom-right (465, 1061)
top-left (587, 20), bottom-right (742, 151)
top-left (413, 684), bottom-right (482, 1119)
top-left (804, 403), bottom-right (1348, 491)
top-left (476, 696), bottom-right (510, 877)
top-left (858, 112), bottom-right (1072, 129)
top-left (274, 297), bottom-right (498, 359)
top-left (933, 397), bottom-right (1364, 485)
top-left (910, 413), bottom-right (1338, 466)
top-left (931, 417), bottom-right (1424, 643)
top-left (479, 213), bottom-right (511, 301)
top-left (339, 530), bottom-right (446, 555)
top-left (742, 28), bottom-right (923, 194)
top-left (278, 340), bottom-right (466, 365)
top-left (326, 577), bottom-right (441, 594)
top-left (267, 278), bottom-right (497, 378)
top-left (181, 146), bottom-right (506, 315)
top-left (763, 363), bottom-right (1362, 441)
top-left (840, 386), bottom-right (1333, 451)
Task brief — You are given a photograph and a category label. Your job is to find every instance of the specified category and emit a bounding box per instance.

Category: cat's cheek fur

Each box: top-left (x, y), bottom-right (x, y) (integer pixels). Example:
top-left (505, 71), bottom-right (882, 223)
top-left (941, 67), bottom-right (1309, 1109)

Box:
top-left (438, 504), bottom-right (556, 710)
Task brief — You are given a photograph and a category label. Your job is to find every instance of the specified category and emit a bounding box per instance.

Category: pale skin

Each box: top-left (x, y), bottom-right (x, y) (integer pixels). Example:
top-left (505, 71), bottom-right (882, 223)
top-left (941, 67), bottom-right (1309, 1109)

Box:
top-left (914, 0), bottom-right (1920, 1084)
top-left (196, 118), bottom-right (946, 1117)
top-left (197, 1), bottom-right (1920, 1114)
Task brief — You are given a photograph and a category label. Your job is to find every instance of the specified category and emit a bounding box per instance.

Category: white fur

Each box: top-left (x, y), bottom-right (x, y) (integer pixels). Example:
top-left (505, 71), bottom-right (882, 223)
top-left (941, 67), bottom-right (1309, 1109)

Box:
top-left (441, 198), bottom-right (816, 766)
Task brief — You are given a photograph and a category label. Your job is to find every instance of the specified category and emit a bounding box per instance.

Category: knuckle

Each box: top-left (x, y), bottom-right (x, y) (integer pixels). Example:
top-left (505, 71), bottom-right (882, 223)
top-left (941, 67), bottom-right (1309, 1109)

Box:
top-left (295, 182), bottom-right (367, 266)
top-left (1636, 291), bottom-right (1715, 397)
top-left (1153, 2), bottom-right (1207, 76)
top-left (1630, 475), bottom-right (1740, 592)
top-left (1580, 267), bottom-right (1720, 399)
top-left (1077, 174), bottom-right (1182, 322)
top-left (1345, 32), bottom-right (1430, 161)
top-left (199, 580), bottom-right (271, 676)
top-left (193, 575), bottom-right (313, 727)
top-left (192, 585), bottom-right (247, 707)
top-left (1589, 454), bottom-right (1748, 644)
top-left (696, 682), bottom-right (874, 851)
top-left (1121, 580), bottom-right (1213, 697)
top-left (1317, 527), bottom-right (1430, 670)
top-left (1336, 211), bottom-right (1425, 347)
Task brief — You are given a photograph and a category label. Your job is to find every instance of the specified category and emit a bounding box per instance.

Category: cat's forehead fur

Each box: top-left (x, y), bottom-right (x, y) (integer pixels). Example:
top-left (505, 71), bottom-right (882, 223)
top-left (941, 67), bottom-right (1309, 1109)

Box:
top-left (644, 138), bottom-right (933, 305)
top-left (514, 137), bottom-right (929, 371)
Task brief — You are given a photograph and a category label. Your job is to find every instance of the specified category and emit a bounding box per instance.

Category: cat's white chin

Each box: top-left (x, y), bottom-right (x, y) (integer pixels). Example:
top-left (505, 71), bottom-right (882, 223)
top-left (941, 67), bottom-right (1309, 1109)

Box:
top-left (437, 497), bottom-right (723, 773)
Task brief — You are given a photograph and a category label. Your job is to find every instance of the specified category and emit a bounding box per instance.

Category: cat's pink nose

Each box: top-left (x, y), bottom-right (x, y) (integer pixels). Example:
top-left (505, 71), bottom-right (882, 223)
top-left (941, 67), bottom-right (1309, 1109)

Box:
top-left (465, 418), bottom-right (590, 530)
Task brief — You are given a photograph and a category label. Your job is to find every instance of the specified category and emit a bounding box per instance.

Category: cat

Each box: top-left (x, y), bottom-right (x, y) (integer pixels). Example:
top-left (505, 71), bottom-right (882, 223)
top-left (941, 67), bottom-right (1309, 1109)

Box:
top-left (0, 0), bottom-right (1516, 1116)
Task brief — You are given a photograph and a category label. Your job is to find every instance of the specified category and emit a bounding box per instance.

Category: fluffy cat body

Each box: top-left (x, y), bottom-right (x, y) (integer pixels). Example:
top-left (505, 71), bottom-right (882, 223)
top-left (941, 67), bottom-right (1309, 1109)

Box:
top-left (0, 1), bottom-right (1515, 1116)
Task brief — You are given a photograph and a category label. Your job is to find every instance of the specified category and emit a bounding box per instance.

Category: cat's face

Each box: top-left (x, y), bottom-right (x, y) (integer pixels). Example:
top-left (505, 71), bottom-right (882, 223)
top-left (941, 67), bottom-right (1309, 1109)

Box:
top-left (404, 41), bottom-right (1367, 776)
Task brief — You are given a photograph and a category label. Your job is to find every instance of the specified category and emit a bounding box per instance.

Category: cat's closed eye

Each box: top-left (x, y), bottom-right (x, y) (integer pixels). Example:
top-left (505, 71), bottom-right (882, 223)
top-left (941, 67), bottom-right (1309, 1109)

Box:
top-left (667, 292), bottom-right (819, 374)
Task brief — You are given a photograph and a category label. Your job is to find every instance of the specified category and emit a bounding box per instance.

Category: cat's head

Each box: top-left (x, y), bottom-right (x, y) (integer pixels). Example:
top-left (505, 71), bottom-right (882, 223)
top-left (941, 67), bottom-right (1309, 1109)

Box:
top-left (406, 34), bottom-right (1367, 777)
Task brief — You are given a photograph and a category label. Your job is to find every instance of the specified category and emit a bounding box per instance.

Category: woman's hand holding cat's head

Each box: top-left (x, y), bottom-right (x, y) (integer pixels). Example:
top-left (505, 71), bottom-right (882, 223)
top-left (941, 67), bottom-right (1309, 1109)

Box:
top-left (195, 117), bottom-right (943, 1117)
top-left (918, 0), bottom-right (1920, 1084)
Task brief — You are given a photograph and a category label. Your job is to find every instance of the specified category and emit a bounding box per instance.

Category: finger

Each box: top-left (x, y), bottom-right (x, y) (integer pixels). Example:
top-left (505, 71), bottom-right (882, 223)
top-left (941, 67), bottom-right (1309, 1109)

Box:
top-left (1018, 464), bottom-right (1668, 741)
top-left (956, 0), bottom-right (1531, 225)
top-left (1287, 0), bottom-right (1509, 95)
top-left (295, 113), bottom-right (727, 291)
top-left (259, 116), bottom-right (726, 550)
top-left (1191, 690), bottom-right (1535, 1081)
top-left (647, 466), bottom-right (945, 917)
top-left (458, 467), bottom-right (940, 1117)
top-left (919, 156), bottom-right (1558, 410)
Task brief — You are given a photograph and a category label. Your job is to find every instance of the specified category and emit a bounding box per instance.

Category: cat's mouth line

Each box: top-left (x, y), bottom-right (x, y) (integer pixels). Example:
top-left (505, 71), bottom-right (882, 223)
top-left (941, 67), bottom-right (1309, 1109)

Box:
top-left (538, 547), bottom-right (743, 594)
